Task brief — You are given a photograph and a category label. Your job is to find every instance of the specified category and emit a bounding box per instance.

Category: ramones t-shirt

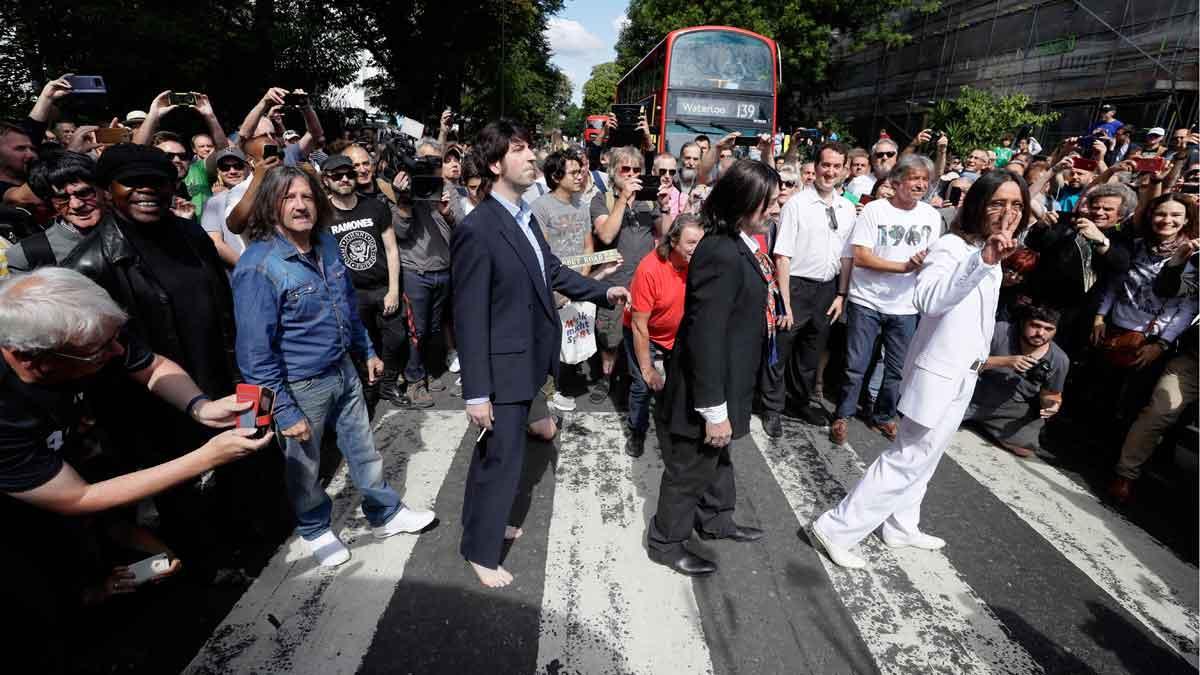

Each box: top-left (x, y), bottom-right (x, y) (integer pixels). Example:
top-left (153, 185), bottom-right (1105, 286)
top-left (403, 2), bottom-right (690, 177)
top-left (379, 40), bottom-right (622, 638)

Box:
top-left (330, 197), bottom-right (393, 290)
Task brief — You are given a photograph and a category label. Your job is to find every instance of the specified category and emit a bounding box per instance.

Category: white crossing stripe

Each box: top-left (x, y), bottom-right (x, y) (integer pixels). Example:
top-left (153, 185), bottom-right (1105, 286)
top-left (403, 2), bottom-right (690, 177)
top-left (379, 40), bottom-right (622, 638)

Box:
top-left (183, 411), bottom-right (468, 675)
top-left (751, 418), bottom-right (1045, 675)
top-left (945, 430), bottom-right (1200, 667)
top-left (535, 412), bottom-right (715, 675)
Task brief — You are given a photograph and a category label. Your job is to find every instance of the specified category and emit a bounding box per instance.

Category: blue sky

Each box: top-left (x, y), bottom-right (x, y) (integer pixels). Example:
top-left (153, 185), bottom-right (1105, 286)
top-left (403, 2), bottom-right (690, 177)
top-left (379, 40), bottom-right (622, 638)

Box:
top-left (546, 0), bottom-right (630, 104)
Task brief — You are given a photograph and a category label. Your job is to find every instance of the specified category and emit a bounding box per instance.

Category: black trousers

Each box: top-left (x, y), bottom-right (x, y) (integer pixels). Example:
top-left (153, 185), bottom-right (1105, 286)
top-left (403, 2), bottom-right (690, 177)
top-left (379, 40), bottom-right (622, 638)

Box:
top-left (772, 277), bottom-right (838, 410)
top-left (460, 401), bottom-right (530, 568)
top-left (355, 284), bottom-right (409, 373)
top-left (648, 433), bottom-right (736, 556)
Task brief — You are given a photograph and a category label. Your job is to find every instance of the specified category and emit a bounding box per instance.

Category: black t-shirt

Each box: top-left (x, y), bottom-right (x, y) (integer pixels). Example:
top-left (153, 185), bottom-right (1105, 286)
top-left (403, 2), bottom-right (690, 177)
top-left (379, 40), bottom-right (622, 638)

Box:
top-left (0, 331), bottom-right (153, 494)
top-left (330, 196), bottom-right (393, 289)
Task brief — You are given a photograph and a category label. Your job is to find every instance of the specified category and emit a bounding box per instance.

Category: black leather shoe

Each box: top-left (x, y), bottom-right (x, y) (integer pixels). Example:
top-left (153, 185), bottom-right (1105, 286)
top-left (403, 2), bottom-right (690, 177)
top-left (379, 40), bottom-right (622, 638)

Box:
top-left (697, 524), bottom-right (765, 543)
top-left (626, 432), bottom-right (646, 458)
top-left (650, 551), bottom-right (717, 576)
top-left (763, 413), bottom-right (783, 438)
top-left (791, 405), bottom-right (828, 426)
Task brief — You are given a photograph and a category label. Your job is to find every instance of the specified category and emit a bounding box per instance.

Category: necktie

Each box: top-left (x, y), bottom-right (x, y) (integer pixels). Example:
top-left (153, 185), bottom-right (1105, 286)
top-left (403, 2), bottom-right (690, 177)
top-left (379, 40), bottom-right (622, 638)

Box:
top-left (753, 249), bottom-right (783, 366)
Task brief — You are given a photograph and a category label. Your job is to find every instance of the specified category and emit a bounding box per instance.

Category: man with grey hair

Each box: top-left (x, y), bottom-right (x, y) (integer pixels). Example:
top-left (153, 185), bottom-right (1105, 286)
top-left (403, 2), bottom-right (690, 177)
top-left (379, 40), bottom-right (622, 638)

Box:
top-left (0, 268), bottom-right (271, 670)
top-left (848, 137), bottom-right (900, 198)
top-left (831, 154), bottom-right (941, 445)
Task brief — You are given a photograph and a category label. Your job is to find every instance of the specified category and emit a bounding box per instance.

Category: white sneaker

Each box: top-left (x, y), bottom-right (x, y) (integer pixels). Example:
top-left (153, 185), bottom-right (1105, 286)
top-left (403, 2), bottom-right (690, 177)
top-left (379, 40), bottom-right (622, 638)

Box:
top-left (306, 530), bottom-right (351, 567)
top-left (881, 530), bottom-right (946, 551)
top-left (447, 351), bottom-right (461, 373)
top-left (373, 506), bottom-right (436, 539)
top-left (548, 392), bottom-right (576, 411)
top-left (809, 524), bottom-right (866, 569)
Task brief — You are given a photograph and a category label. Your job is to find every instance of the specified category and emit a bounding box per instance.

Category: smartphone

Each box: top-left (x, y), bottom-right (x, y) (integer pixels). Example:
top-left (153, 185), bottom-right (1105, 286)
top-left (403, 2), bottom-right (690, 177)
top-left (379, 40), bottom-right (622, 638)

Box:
top-left (1057, 211), bottom-right (1081, 227)
top-left (1180, 183), bottom-right (1200, 195)
top-left (168, 91), bottom-right (196, 107)
top-left (1130, 156), bottom-right (1165, 174)
top-left (128, 553), bottom-right (171, 585)
top-left (65, 75), bottom-right (107, 95)
top-left (946, 185), bottom-right (963, 205)
top-left (611, 104), bottom-right (641, 128)
top-left (236, 383), bottom-right (261, 429)
top-left (254, 386), bottom-right (275, 436)
top-left (734, 134), bottom-right (760, 147)
top-left (284, 92), bottom-right (309, 108)
top-left (634, 184), bottom-right (660, 202)
top-left (1071, 156), bottom-right (1099, 172)
top-left (261, 144), bottom-right (283, 160)
top-left (94, 127), bottom-right (130, 144)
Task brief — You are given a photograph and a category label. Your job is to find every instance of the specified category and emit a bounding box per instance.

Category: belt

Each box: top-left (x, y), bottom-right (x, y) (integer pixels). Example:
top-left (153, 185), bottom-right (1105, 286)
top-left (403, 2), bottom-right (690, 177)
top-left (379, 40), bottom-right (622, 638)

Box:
top-left (969, 358), bottom-right (986, 374)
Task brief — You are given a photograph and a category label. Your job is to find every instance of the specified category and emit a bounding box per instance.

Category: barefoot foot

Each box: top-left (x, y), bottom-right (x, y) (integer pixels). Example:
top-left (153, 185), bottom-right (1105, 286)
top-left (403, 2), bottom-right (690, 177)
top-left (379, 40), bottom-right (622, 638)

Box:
top-left (504, 526), bottom-right (524, 540)
top-left (470, 561), bottom-right (514, 588)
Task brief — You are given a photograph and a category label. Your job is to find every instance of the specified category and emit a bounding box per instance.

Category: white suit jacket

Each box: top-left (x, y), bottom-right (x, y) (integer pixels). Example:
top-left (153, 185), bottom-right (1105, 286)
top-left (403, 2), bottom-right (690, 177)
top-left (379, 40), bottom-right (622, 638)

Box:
top-left (898, 234), bottom-right (1003, 428)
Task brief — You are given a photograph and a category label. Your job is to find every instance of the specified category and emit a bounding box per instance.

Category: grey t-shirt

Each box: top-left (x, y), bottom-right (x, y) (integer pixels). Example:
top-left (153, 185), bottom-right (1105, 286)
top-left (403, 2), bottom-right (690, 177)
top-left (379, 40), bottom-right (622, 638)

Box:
top-left (200, 190), bottom-right (246, 259)
top-left (5, 219), bottom-right (90, 273)
top-left (589, 192), bottom-right (656, 288)
top-left (531, 192), bottom-right (590, 258)
top-left (972, 321), bottom-right (1069, 408)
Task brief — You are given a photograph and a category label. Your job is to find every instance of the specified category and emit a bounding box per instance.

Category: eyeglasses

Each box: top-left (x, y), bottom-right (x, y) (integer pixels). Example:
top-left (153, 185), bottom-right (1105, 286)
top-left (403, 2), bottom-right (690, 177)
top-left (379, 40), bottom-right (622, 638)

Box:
top-left (217, 162), bottom-right (245, 172)
top-left (657, 168), bottom-right (677, 177)
top-left (49, 185), bottom-right (98, 207)
top-left (781, 180), bottom-right (797, 188)
top-left (163, 151), bottom-right (189, 162)
top-left (985, 200), bottom-right (1024, 213)
top-left (327, 170), bottom-right (355, 182)
top-left (48, 334), bottom-right (120, 363)
top-left (566, 168), bottom-right (585, 176)
top-left (619, 165), bottom-right (642, 175)
top-left (873, 151), bottom-right (897, 159)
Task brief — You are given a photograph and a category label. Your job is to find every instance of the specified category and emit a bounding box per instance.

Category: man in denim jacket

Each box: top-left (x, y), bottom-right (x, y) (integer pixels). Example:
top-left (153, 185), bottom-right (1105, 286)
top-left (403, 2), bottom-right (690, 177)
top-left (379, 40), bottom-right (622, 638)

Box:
top-left (232, 166), bottom-right (434, 567)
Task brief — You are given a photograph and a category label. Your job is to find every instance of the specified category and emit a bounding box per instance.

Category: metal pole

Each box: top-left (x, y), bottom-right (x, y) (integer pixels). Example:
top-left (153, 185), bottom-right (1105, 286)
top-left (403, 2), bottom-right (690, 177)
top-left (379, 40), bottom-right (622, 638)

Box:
top-left (1071, 0), bottom-right (1175, 76)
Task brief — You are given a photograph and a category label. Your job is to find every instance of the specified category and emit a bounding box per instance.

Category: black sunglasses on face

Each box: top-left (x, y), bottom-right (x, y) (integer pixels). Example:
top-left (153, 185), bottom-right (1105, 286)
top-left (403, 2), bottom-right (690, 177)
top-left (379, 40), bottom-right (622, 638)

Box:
top-left (163, 152), bottom-right (189, 162)
top-left (327, 170), bottom-right (355, 181)
top-left (217, 162), bottom-right (245, 172)
top-left (781, 180), bottom-right (797, 188)
top-left (657, 168), bottom-right (677, 177)
top-left (874, 151), bottom-right (897, 159)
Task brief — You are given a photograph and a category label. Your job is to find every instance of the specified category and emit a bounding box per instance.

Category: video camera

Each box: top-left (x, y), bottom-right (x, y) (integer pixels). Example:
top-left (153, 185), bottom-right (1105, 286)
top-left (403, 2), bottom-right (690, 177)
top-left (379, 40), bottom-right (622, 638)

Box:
top-left (376, 133), bottom-right (444, 201)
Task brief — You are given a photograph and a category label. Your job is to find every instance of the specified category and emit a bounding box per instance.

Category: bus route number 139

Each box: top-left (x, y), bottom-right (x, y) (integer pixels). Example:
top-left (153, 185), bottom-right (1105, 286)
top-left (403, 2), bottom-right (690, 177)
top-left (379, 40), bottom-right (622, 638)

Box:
top-left (735, 103), bottom-right (758, 119)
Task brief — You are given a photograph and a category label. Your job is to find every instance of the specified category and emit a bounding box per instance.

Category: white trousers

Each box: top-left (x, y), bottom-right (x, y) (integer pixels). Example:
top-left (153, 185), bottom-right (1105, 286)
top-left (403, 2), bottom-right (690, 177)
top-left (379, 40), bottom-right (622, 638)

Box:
top-left (815, 372), bottom-right (976, 549)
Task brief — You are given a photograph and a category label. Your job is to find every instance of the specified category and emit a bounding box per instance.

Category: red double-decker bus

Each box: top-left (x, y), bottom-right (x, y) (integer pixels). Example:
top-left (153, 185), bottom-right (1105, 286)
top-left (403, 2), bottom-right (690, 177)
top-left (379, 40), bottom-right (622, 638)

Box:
top-left (583, 114), bottom-right (608, 143)
top-left (615, 26), bottom-right (781, 154)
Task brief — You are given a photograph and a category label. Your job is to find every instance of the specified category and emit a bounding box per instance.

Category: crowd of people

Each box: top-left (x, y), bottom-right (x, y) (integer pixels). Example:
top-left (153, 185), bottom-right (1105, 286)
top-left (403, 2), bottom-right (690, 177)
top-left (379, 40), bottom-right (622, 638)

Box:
top-left (0, 72), bottom-right (1197, 664)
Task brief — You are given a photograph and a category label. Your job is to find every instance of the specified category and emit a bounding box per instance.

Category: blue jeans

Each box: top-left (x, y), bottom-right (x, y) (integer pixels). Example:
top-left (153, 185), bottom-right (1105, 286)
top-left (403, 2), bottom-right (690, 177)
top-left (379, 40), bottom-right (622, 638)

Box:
top-left (834, 303), bottom-right (918, 424)
top-left (624, 325), bottom-right (671, 435)
top-left (403, 269), bottom-right (451, 383)
top-left (282, 355), bottom-right (404, 539)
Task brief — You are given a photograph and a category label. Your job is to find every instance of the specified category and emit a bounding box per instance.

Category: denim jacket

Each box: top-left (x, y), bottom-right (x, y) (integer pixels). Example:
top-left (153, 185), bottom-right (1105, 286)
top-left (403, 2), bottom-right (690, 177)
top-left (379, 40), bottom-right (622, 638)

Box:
top-left (232, 231), bottom-right (375, 429)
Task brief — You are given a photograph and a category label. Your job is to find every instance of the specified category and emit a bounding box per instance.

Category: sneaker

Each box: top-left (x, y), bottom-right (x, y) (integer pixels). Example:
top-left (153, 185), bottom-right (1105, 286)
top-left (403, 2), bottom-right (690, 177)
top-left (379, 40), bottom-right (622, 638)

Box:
top-left (305, 530), bottom-right (351, 567)
top-left (808, 523), bottom-right (865, 569)
top-left (373, 506), bottom-right (436, 538)
top-left (881, 529), bottom-right (946, 550)
top-left (588, 378), bottom-right (611, 404)
top-left (427, 376), bottom-right (447, 393)
top-left (830, 418), bottom-right (849, 445)
top-left (549, 392), bottom-right (577, 411)
top-left (447, 351), bottom-right (461, 373)
top-left (405, 381), bottom-right (435, 408)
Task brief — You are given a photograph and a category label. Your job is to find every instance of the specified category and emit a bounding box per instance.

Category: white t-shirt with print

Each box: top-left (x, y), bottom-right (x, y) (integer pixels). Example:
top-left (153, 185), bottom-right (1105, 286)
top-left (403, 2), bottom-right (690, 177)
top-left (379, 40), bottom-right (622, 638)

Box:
top-left (845, 198), bottom-right (941, 316)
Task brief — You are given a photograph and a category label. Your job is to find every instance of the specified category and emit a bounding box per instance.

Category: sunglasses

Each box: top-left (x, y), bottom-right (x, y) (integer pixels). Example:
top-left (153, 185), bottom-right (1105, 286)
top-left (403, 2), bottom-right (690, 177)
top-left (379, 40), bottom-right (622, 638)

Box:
top-left (825, 205), bottom-right (838, 231)
top-left (163, 151), bottom-right (189, 162)
top-left (327, 170), bottom-right (355, 182)
top-left (781, 180), bottom-right (797, 188)
top-left (657, 168), bottom-right (677, 177)
top-left (619, 165), bottom-right (642, 175)
top-left (49, 186), bottom-right (98, 206)
top-left (873, 151), bottom-right (897, 159)
top-left (48, 334), bottom-right (120, 363)
top-left (217, 162), bottom-right (245, 172)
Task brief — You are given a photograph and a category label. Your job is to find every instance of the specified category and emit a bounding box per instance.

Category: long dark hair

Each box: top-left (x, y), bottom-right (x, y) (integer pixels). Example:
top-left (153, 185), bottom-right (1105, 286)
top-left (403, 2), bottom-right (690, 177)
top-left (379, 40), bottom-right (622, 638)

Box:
top-left (700, 159), bottom-right (778, 237)
top-left (950, 171), bottom-right (1032, 245)
top-left (244, 166), bottom-right (333, 242)
top-left (1139, 193), bottom-right (1198, 242)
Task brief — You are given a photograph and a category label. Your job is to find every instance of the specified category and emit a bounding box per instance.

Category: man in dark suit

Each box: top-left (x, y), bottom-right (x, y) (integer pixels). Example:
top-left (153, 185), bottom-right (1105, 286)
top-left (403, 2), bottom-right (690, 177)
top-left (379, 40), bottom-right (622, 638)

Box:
top-left (452, 120), bottom-right (630, 588)
top-left (650, 159), bottom-right (781, 576)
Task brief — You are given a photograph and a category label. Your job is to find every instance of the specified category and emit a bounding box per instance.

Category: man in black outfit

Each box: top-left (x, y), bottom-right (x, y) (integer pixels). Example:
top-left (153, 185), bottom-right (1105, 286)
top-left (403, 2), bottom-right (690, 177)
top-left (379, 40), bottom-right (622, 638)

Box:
top-left (324, 153), bottom-right (410, 410)
top-left (650, 160), bottom-right (780, 576)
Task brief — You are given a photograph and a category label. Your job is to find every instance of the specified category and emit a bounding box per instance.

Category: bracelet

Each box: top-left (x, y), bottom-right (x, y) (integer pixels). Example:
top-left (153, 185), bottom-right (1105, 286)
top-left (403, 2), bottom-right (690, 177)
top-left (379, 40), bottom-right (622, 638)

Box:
top-left (184, 394), bottom-right (210, 417)
top-left (836, 291), bottom-right (847, 297)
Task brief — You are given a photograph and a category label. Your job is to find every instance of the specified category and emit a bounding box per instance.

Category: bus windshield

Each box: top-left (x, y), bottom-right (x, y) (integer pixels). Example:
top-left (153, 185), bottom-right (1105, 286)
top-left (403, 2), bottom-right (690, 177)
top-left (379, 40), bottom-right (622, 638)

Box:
top-left (668, 31), bottom-right (773, 94)
top-left (586, 118), bottom-right (606, 129)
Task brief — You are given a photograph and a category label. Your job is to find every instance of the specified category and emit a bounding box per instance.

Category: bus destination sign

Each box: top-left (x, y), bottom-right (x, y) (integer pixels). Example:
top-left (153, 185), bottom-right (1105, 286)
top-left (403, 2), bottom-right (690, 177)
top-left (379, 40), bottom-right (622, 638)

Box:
top-left (673, 96), bottom-right (768, 124)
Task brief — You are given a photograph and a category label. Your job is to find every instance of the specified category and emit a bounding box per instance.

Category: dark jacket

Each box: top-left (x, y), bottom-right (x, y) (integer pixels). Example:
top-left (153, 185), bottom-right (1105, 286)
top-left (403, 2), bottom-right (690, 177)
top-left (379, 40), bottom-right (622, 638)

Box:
top-left (1153, 255), bottom-right (1199, 357)
top-left (1025, 220), bottom-right (1134, 310)
top-left (661, 232), bottom-right (767, 440)
top-left (62, 212), bottom-right (238, 397)
top-left (451, 195), bottom-right (611, 405)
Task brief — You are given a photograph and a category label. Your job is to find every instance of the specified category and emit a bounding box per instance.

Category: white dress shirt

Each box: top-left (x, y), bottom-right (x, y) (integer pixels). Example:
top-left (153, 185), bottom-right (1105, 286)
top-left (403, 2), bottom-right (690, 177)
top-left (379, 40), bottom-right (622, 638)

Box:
top-left (772, 186), bottom-right (856, 281)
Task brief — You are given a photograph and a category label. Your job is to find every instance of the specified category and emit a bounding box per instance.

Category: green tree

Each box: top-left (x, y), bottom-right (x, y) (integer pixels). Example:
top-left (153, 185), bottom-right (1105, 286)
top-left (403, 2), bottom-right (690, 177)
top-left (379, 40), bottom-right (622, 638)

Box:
top-left (927, 86), bottom-right (1060, 158)
top-left (561, 103), bottom-right (585, 138)
top-left (614, 0), bottom-right (941, 122)
top-left (581, 62), bottom-right (622, 116)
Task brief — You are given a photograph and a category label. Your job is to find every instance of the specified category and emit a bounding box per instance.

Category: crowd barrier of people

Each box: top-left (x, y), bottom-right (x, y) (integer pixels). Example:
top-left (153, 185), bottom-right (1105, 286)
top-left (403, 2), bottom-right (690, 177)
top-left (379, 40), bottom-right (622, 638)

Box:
top-left (1, 75), bottom-right (1196, 669)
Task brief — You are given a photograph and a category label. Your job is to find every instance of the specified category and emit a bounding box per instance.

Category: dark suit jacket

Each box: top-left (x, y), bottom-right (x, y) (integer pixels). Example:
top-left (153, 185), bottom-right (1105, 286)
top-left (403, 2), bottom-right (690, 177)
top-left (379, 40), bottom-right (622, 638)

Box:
top-left (451, 195), bottom-right (612, 404)
top-left (662, 232), bottom-right (767, 440)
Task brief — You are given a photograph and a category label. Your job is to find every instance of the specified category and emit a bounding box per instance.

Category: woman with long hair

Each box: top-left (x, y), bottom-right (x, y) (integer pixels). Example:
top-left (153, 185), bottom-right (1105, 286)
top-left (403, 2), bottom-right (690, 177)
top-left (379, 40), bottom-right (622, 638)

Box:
top-left (811, 171), bottom-right (1028, 569)
top-left (648, 160), bottom-right (781, 576)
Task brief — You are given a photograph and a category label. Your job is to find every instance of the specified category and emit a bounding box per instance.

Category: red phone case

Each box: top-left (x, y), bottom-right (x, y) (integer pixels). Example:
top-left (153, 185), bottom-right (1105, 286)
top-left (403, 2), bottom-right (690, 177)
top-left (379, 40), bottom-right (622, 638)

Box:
top-left (236, 383), bottom-right (260, 429)
top-left (1071, 157), bottom-right (1099, 172)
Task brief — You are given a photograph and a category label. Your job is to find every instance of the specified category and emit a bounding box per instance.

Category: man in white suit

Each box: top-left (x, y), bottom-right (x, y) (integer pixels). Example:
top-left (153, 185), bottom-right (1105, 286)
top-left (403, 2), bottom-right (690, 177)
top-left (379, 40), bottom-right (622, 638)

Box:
top-left (810, 171), bottom-right (1029, 569)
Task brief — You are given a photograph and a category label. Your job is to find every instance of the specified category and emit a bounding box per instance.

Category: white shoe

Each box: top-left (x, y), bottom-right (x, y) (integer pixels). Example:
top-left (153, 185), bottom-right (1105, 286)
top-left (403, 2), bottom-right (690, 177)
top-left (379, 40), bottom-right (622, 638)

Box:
top-left (447, 351), bottom-right (461, 373)
top-left (809, 524), bottom-right (866, 569)
top-left (881, 530), bottom-right (946, 551)
top-left (306, 530), bottom-right (351, 567)
top-left (373, 506), bottom-right (436, 539)
top-left (548, 392), bottom-right (576, 411)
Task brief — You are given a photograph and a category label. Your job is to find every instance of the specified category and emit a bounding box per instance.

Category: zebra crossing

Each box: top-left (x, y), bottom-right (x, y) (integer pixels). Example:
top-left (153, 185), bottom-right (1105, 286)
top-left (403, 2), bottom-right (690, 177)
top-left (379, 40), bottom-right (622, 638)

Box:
top-left (186, 406), bottom-right (1198, 675)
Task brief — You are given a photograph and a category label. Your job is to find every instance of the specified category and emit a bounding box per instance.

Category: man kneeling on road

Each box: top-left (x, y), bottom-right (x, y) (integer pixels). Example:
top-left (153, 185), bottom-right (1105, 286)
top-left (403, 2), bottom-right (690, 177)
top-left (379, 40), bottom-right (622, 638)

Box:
top-left (963, 305), bottom-right (1068, 457)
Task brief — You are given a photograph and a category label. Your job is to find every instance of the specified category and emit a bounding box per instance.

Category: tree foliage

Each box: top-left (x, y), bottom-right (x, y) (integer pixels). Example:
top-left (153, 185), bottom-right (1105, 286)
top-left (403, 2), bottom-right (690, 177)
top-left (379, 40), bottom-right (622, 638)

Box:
top-left (614, 0), bottom-right (941, 123)
top-left (581, 62), bottom-right (623, 116)
top-left (927, 86), bottom-right (1060, 157)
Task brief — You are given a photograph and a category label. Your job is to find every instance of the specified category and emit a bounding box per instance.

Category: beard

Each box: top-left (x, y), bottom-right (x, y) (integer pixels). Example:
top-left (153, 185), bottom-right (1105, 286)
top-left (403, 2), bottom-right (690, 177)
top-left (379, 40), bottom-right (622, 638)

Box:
top-left (680, 167), bottom-right (697, 184)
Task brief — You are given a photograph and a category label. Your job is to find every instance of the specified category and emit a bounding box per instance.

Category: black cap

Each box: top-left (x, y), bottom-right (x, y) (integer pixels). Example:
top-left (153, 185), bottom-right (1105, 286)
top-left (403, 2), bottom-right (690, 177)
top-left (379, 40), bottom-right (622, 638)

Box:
top-left (95, 143), bottom-right (175, 186)
top-left (322, 154), bottom-right (354, 172)
top-left (1099, 103), bottom-right (1116, 112)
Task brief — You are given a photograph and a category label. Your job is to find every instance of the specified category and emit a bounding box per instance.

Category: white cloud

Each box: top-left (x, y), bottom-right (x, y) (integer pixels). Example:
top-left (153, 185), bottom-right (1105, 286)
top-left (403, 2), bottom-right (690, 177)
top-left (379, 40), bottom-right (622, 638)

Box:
top-left (545, 18), bottom-right (605, 55)
top-left (612, 13), bottom-right (630, 34)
